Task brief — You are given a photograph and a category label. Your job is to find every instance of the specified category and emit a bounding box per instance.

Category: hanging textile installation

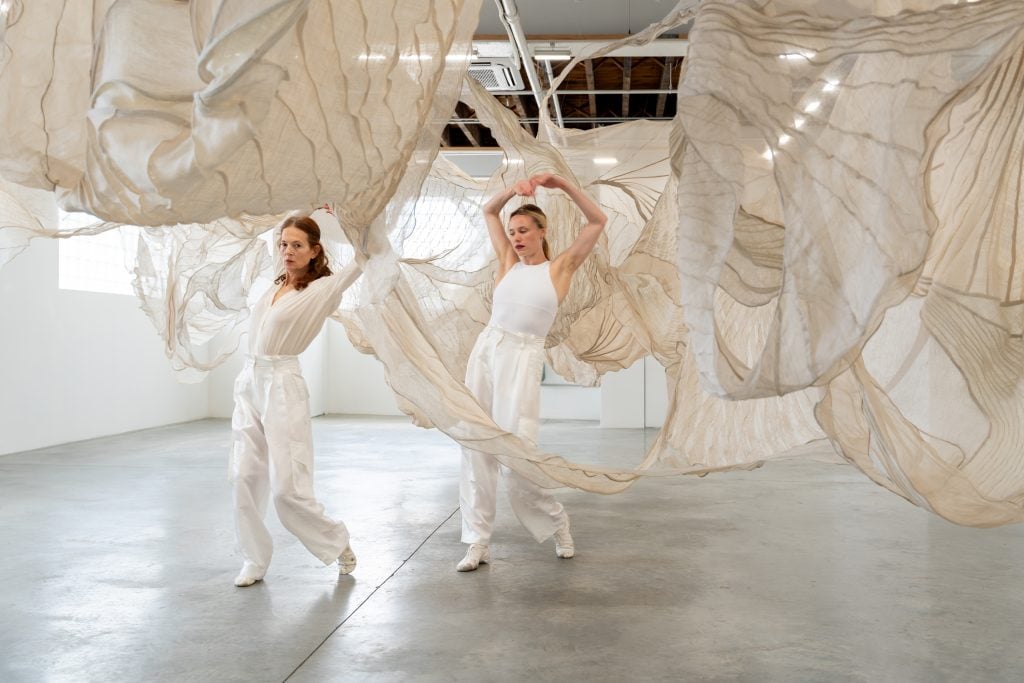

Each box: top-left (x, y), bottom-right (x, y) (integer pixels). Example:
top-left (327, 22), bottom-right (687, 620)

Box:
top-left (0, 0), bottom-right (1021, 524)
top-left (673, 0), bottom-right (1024, 525)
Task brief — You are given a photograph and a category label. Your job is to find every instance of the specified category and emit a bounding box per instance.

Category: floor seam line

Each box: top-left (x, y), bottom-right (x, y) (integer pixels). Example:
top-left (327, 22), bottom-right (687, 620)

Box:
top-left (281, 506), bottom-right (459, 682)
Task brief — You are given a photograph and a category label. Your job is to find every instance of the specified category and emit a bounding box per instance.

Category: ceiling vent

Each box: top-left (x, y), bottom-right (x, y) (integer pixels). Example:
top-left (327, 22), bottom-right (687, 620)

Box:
top-left (467, 58), bottom-right (523, 91)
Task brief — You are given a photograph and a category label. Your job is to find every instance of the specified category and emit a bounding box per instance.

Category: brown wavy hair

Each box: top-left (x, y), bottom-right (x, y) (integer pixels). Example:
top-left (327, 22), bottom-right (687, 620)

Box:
top-left (509, 203), bottom-right (550, 260)
top-left (273, 214), bottom-right (332, 290)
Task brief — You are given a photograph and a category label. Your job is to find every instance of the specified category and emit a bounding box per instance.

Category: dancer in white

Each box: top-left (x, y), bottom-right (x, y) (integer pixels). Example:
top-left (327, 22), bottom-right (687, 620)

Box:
top-left (231, 211), bottom-right (361, 587)
top-left (458, 173), bottom-right (607, 571)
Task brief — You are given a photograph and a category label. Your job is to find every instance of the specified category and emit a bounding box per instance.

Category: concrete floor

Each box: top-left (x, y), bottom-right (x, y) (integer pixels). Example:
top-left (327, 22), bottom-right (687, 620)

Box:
top-left (1, 416), bottom-right (1023, 682)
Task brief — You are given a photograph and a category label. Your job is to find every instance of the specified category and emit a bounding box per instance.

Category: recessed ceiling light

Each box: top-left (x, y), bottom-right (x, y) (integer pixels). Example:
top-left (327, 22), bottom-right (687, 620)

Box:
top-left (533, 48), bottom-right (572, 62)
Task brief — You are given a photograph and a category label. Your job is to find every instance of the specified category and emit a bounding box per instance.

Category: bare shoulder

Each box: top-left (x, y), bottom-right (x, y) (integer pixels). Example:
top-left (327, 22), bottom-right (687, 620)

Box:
top-left (548, 252), bottom-right (567, 277)
top-left (495, 251), bottom-right (518, 281)
top-left (550, 249), bottom-right (583, 277)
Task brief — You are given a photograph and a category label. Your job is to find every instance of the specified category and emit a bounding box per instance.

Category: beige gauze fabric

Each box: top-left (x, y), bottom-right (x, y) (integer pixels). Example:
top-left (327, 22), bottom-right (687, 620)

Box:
top-left (0, 0), bottom-right (485, 376)
top-left (1, 0), bottom-right (1023, 522)
top-left (675, 0), bottom-right (1024, 524)
top-left (0, 0), bottom-right (646, 493)
top-left (330, 0), bottom-right (825, 490)
top-left (443, 1), bottom-right (826, 476)
top-left (0, 0), bottom-right (476, 225)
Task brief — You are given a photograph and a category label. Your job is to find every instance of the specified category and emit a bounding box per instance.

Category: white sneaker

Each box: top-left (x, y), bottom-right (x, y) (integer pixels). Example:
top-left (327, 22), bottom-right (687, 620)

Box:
top-left (554, 516), bottom-right (574, 559)
top-left (456, 543), bottom-right (490, 572)
top-left (234, 563), bottom-right (264, 587)
top-left (338, 544), bottom-right (357, 575)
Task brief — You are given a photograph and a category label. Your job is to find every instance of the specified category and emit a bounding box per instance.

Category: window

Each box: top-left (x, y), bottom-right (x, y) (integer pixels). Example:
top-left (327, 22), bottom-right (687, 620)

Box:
top-left (57, 211), bottom-right (140, 295)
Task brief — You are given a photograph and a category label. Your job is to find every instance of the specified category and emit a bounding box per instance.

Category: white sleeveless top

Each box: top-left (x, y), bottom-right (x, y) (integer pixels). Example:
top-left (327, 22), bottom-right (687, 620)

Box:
top-left (490, 261), bottom-right (558, 338)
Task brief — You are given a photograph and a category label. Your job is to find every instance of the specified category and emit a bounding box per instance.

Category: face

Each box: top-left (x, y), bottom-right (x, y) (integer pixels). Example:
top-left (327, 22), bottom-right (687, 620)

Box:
top-left (507, 214), bottom-right (545, 261)
top-left (278, 226), bottom-right (320, 278)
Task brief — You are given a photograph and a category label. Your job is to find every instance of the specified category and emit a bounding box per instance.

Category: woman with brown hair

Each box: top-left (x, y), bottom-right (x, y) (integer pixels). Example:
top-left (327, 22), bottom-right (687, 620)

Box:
top-left (457, 172), bottom-right (607, 571)
top-left (230, 210), bottom-right (362, 587)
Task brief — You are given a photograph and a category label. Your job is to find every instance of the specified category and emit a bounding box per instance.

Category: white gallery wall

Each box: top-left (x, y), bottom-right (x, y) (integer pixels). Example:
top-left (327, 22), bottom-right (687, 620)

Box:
top-left (326, 322), bottom-right (401, 416)
top-left (322, 330), bottom-right (665, 426)
top-left (0, 236), bottom-right (209, 456)
top-left (322, 321), bottom-right (638, 422)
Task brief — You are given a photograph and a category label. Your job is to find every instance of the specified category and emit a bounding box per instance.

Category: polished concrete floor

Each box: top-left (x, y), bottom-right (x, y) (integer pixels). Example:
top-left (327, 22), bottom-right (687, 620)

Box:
top-left (2, 416), bottom-right (1023, 682)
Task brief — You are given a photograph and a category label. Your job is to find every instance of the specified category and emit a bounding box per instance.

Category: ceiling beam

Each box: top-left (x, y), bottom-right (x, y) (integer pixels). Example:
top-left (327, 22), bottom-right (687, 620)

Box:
top-left (561, 102), bottom-right (592, 118)
top-left (456, 121), bottom-right (481, 147)
top-left (493, 0), bottom-right (550, 124)
top-left (584, 60), bottom-right (597, 127)
top-left (510, 95), bottom-right (531, 134)
top-left (472, 36), bottom-right (689, 59)
top-left (541, 59), bottom-right (565, 128)
top-left (656, 57), bottom-right (673, 118)
top-left (487, 88), bottom-right (675, 96)
top-left (621, 56), bottom-right (632, 118)
top-left (451, 116), bottom-right (673, 124)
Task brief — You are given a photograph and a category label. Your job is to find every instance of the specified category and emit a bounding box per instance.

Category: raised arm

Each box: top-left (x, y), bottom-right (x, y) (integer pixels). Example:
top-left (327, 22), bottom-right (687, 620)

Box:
top-left (533, 173), bottom-right (607, 275)
top-left (310, 205), bottom-right (364, 313)
top-left (483, 181), bottom-right (533, 275)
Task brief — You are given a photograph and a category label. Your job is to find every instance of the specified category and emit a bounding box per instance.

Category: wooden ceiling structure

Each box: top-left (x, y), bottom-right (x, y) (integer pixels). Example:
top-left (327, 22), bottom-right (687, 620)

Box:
top-left (441, 0), bottom-right (692, 148)
top-left (445, 48), bottom-right (684, 147)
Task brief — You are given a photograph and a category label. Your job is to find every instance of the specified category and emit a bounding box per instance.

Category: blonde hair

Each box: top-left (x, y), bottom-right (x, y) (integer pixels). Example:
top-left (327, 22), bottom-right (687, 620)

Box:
top-left (509, 203), bottom-right (550, 260)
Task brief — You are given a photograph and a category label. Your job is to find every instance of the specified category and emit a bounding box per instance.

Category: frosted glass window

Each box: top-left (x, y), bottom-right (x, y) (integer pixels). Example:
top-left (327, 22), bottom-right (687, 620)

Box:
top-left (58, 211), bottom-right (140, 295)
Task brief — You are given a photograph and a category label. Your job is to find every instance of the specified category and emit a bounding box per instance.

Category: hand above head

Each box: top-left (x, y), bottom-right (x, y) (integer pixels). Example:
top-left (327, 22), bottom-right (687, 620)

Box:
top-left (512, 179), bottom-right (534, 197)
top-left (528, 172), bottom-right (563, 190)
top-left (320, 203), bottom-right (335, 216)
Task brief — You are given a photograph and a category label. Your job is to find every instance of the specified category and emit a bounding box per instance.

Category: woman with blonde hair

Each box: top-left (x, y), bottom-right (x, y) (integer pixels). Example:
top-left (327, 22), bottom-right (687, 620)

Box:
top-left (230, 209), bottom-right (361, 587)
top-left (457, 172), bottom-right (607, 571)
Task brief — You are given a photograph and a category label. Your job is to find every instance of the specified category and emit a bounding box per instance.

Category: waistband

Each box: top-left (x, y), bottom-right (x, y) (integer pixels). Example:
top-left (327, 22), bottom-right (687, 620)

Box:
top-left (483, 323), bottom-right (546, 346)
top-left (246, 355), bottom-right (299, 368)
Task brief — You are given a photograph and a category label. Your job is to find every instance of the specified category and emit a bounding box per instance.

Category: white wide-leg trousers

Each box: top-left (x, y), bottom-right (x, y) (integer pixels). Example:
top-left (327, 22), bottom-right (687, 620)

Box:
top-left (230, 356), bottom-right (348, 575)
top-left (460, 325), bottom-right (567, 545)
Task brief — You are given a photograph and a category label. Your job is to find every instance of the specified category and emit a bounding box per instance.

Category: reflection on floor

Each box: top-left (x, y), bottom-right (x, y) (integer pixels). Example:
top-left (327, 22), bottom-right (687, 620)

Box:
top-left (2, 416), bottom-right (1022, 682)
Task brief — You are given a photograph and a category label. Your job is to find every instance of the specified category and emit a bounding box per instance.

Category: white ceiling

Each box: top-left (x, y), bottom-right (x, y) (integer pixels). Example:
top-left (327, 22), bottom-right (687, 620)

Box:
top-left (475, 0), bottom-right (691, 38)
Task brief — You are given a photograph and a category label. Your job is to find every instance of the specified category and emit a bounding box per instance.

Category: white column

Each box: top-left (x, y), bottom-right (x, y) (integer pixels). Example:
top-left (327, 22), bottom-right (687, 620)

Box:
top-left (600, 358), bottom-right (645, 428)
top-left (643, 356), bottom-right (668, 427)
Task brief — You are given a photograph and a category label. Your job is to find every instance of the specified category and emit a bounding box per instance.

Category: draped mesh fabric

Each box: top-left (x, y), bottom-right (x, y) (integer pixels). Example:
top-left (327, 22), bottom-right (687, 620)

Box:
top-left (1, 0), bottom-right (1022, 524)
top-left (673, 0), bottom-right (1024, 525)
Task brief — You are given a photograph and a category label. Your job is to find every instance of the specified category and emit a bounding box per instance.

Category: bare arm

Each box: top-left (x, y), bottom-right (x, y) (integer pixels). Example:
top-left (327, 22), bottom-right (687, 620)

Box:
top-left (483, 181), bottom-right (533, 275)
top-left (483, 187), bottom-right (520, 274)
top-left (533, 173), bottom-right (607, 276)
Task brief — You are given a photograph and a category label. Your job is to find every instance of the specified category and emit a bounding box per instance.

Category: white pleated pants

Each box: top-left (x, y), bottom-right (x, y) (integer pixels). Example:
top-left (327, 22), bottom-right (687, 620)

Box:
top-left (230, 356), bottom-right (349, 575)
top-left (460, 325), bottom-right (567, 546)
